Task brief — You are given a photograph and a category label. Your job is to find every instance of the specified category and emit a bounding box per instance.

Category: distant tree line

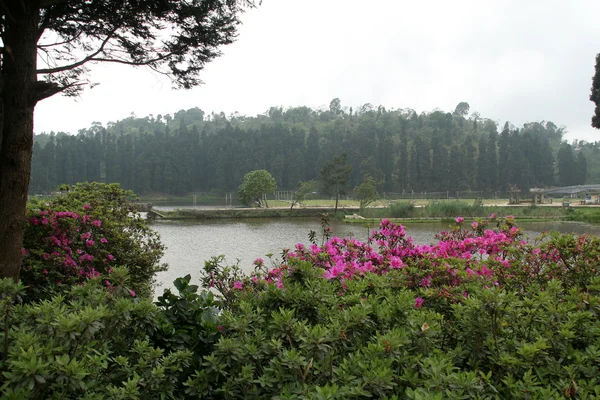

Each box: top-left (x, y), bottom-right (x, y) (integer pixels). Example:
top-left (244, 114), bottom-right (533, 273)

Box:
top-left (30, 100), bottom-right (594, 196)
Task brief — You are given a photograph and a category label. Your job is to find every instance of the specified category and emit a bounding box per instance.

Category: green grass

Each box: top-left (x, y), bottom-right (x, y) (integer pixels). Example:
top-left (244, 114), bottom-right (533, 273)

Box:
top-left (358, 200), bottom-right (569, 220)
top-left (565, 208), bottom-right (600, 223)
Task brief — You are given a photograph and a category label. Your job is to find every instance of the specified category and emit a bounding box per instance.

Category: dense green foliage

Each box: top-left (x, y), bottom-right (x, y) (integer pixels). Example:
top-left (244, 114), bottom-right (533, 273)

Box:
top-left (5, 185), bottom-right (600, 398)
top-left (22, 183), bottom-right (166, 300)
top-left (6, 216), bottom-right (600, 397)
top-left (30, 104), bottom-right (593, 197)
top-left (591, 53), bottom-right (600, 129)
top-left (0, 269), bottom-right (193, 399)
top-left (238, 169), bottom-right (277, 207)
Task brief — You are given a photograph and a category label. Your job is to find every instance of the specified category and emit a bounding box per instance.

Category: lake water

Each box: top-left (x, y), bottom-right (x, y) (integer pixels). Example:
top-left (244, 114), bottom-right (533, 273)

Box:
top-left (150, 217), bottom-right (600, 293)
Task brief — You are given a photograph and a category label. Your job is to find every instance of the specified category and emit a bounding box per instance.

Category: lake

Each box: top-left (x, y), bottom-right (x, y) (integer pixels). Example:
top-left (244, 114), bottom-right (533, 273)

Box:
top-left (150, 216), bottom-right (600, 293)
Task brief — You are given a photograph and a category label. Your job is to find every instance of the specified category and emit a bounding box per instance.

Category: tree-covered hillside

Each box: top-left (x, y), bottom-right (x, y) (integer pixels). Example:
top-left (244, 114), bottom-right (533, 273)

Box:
top-left (30, 100), bottom-right (593, 196)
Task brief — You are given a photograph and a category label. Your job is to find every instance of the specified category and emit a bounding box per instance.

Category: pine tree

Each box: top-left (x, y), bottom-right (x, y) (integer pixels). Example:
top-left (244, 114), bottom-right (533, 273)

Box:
top-left (557, 144), bottom-right (578, 186)
top-left (476, 136), bottom-right (488, 190)
top-left (576, 151), bottom-right (588, 185)
top-left (486, 131), bottom-right (498, 190)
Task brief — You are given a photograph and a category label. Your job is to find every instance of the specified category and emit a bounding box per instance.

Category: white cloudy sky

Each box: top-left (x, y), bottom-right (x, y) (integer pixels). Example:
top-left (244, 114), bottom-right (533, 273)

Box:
top-left (34, 0), bottom-right (600, 142)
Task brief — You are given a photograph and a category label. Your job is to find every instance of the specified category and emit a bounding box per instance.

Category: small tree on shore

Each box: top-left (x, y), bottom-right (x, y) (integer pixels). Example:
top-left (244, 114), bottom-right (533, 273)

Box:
top-left (320, 154), bottom-right (352, 212)
top-left (238, 170), bottom-right (277, 208)
top-left (290, 180), bottom-right (318, 210)
top-left (354, 174), bottom-right (380, 209)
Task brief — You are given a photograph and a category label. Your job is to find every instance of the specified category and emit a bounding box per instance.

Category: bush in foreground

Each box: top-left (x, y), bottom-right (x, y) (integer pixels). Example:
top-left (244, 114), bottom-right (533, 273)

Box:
top-left (4, 210), bottom-right (600, 398)
top-left (0, 268), bottom-right (191, 398)
top-left (192, 216), bottom-right (600, 398)
top-left (22, 183), bottom-right (166, 301)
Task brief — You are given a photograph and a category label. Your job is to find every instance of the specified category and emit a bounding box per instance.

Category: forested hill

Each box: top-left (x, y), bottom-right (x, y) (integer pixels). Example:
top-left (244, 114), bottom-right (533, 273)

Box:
top-left (30, 101), bottom-right (597, 196)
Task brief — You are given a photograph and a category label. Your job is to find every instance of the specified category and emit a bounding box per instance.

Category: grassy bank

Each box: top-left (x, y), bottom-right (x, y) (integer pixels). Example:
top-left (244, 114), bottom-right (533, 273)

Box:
top-left (565, 207), bottom-right (600, 223)
top-left (148, 199), bottom-right (600, 224)
top-left (358, 201), bottom-right (568, 220)
top-left (153, 207), bottom-right (350, 220)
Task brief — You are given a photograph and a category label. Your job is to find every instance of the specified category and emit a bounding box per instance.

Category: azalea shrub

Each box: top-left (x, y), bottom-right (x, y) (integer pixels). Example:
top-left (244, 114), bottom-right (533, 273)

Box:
top-left (22, 183), bottom-right (166, 300)
top-left (194, 216), bottom-right (600, 398)
top-left (8, 204), bottom-right (600, 398)
top-left (0, 268), bottom-right (191, 399)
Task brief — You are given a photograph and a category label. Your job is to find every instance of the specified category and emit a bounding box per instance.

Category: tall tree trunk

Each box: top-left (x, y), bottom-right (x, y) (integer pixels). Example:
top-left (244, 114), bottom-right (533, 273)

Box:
top-left (334, 191), bottom-right (339, 212)
top-left (0, 6), bottom-right (38, 280)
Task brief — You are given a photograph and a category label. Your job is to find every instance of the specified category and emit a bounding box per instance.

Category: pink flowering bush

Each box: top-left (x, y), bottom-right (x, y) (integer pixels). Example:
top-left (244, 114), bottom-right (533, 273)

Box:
top-left (21, 207), bottom-right (116, 301)
top-left (195, 216), bottom-right (600, 398)
top-left (22, 183), bottom-right (166, 300)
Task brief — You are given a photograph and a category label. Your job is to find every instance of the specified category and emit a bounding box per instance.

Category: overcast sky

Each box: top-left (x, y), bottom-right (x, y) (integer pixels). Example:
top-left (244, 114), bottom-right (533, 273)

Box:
top-left (34, 0), bottom-right (600, 142)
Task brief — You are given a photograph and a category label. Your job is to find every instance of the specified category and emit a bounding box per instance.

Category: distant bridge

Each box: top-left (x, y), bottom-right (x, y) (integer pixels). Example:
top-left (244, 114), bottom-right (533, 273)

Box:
top-left (542, 184), bottom-right (600, 196)
top-left (528, 184), bottom-right (600, 204)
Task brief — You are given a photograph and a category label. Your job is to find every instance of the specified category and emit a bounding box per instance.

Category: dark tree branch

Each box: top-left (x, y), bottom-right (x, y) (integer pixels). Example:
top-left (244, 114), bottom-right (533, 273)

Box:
top-left (30, 80), bottom-right (82, 104)
top-left (37, 30), bottom-right (115, 74)
top-left (88, 52), bottom-right (170, 67)
top-left (0, 0), bottom-right (16, 24)
top-left (37, 30), bottom-right (84, 48)
top-left (39, 0), bottom-right (71, 7)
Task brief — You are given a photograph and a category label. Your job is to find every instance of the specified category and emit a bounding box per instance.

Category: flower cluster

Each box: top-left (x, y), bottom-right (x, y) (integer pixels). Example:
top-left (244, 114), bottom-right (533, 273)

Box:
top-left (229, 215), bottom-right (599, 302)
top-left (21, 204), bottom-right (118, 300)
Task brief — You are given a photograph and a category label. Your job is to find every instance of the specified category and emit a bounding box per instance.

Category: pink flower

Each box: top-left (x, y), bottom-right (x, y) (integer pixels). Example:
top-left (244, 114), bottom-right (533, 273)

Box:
top-left (83, 204), bottom-right (92, 210)
top-left (415, 297), bottom-right (424, 308)
top-left (217, 325), bottom-right (224, 332)
top-left (130, 290), bottom-right (136, 297)
top-left (455, 217), bottom-right (464, 224)
top-left (233, 281), bottom-right (243, 290)
top-left (91, 220), bottom-right (102, 227)
top-left (471, 221), bottom-right (479, 230)
top-left (390, 256), bottom-right (403, 269)
top-left (100, 238), bottom-right (108, 244)
top-left (21, 248), bottom-right (28, 256)
top-left (107, 254), bottom-right (114, 261)
top-left (489, 213), bottom-right (495, 219)
top-left (86, 240), bottom-right (95, 247)
top-left (43, 269), bottom-right (48, 275)
top-left (253, 258), bottom-right (264, 266)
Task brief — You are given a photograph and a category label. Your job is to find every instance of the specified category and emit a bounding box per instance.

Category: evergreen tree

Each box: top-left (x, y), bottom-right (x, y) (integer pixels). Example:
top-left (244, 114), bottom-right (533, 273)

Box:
top-left (576, 151), bottom-right (588, 185)
top-left (476, 136), bottom-right (488, 190)
top-left (591, 53), bottom-right (600, 129)
top-left (498, 123), bottom-right (510, 190)
top-left (397, 121), bottom-right (409, 191)
top-left (320, 153), bottom-right (352, 212)
top-left (486, 131), bottom-right (498, 190)
top-left (431, 139), bottom-right (449, 191)
top-left (463, 135), bottom-right (477, 190)
top-left (305, 127), bottom-right (320, 181)
top-left (412, 136), bottom-right (431, 191)
top-left (557, 144), bottom-right (578, 186)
